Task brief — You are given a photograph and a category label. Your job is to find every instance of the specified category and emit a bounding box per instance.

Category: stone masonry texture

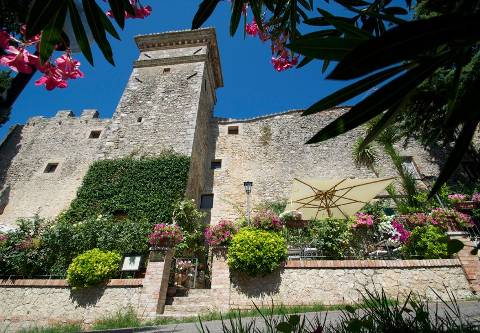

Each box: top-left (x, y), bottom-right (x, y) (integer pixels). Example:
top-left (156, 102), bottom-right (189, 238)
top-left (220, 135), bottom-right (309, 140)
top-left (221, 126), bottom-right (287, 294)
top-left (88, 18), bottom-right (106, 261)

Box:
top-left (229, 260), bottom-right (473, 309)
top-left (0, 283), bottom-right (142, 332)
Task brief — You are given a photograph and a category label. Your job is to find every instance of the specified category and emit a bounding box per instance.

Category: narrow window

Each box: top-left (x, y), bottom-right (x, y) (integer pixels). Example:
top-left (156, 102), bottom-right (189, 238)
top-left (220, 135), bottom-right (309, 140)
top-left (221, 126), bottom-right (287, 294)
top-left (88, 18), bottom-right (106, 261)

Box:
top-left (89, 130), bottom-right (101, 139)
top-left (200, 194), bottom-right (214, 209)
top-left (211, 159), bottom-right (222, 169)
top-left (228, 126), bottom-right (239, 135)
top-left (137, 117), bottom-right (143, 123)
top-left (44, 163), bottom-right (59, 173)
top-left (163, 68), bottom-right (170, 74)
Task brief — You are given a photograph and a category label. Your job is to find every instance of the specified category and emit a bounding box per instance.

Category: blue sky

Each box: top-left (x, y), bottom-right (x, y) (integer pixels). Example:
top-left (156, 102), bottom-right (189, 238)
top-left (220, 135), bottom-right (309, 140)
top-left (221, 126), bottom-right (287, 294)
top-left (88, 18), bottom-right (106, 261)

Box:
top-left (0, 1), bottom-right (388, 139)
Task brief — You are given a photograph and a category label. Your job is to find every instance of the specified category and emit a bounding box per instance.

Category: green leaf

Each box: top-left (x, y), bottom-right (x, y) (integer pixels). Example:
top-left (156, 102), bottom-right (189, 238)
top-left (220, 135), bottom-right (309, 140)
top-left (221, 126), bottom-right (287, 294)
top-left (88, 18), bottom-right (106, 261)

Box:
top-left (96, 3), bottom-right (120, 40)
top-left (192, 0), bottom-right (221, 29)
top-left (67, 0), bottom-right (93, 65)
top-left (382, 7), bottom-right (409, 16)
top-left (447, 239), bottom-right (464, 255)
top-left (287, 37), bottom-right (363, 61)
top-left (276, 322), bottom-right (293, 333)
top-left (315, 8), bottom-right (370, 40)
top-left (288, 314), bottom-right (301, 326)
top-left (306, 55), bottom-right (451, 144)
top-left (329, 14), bottom-right (480, 80)
top-left (230, 0), bottom-right (245, 36)
top-left (429, 120), bottom-right (480, 196)
top-left (26, 0), bottom-right (64, 38)
top-left (321, 59), bottom-right (330, 73)
top-left (345, 305), bottom-right (356, 313)
top-left (297, 57), bottom-right (313, 69)
top-left (39, 2), bottom-right (68, 64)
top-left (83, 0), bottom-right (115, 65)
top-left (303, 63), bottom-right (409, 116)
top-left (359, 102), bottom-right (402, 150)
top-left (108, 0), bottom-right (126, 29)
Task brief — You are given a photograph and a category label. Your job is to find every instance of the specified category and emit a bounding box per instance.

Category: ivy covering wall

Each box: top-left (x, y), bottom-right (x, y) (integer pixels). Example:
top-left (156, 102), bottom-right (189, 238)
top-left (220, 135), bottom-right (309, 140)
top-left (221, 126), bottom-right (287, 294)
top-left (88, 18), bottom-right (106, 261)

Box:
top-left (61, 154), bottom-right (191, 223)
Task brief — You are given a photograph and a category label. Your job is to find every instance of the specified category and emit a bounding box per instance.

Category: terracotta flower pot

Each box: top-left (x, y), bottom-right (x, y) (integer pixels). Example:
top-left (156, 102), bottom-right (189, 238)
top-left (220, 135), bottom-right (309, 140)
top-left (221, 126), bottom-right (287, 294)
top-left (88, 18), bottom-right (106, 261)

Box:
top-left (285, 219), bottom-right (309, 228)
top-left (167, 286), bottom-right (177, 297)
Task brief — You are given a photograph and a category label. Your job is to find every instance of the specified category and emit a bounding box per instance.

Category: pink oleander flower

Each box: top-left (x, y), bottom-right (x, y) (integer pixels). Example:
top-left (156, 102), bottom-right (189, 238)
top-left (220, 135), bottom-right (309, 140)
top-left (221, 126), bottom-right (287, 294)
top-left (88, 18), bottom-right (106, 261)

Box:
top-left (35, 63), bottom-right (68, 90)
top-left (271, 50), bottom-right (298, 72)
top-left (56, 53), bottom-right (84, 79)
top-left (205, 219), bottom-right (238, 247)
top-left (245, 20), bottom-right (260, 36)
top-left (253, 210), bottom-right (283, 231)
top-left (0, 46), bottom-right (37, 73)
top-left (107, 0), bottom-right (152, 19)
top-left (148, 223), bottom-right (183, 248)
top-left (0, 31), bottom-right (10, 49)
top-left (471, 193), bottom-right (480, 203)
top-left (391, 220), bottom-right (410, 243)
top-left (353, 212), bottom-right (374, 228)
top-left (448, 193), bottom-right (467, 204)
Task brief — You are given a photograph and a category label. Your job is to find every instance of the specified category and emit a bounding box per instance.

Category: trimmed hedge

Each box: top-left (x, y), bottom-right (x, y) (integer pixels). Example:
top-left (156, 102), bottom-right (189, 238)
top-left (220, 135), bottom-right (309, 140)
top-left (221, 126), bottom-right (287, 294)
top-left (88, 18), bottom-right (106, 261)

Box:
top-left (228, 228), bottom-right (287, 276)
top-left (67, 249), bottom-right (121, 287)
top-left (61, 154), bottom-right (190, 223)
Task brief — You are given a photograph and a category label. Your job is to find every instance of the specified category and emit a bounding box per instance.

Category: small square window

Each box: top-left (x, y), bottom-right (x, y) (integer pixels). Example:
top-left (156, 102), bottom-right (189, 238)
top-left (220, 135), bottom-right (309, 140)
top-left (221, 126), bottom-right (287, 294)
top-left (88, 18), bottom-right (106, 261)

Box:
top-left (163, 68), bottom-right (170, 73)
top-left (44, 163), bottom-right (58, 173)
top-left (200, 194), bottom-right (214, 209)
top-left (228, 126), bottom-right (239, 135)
top-left (137, 117), bottom-right (143, 123)
top-left (89, 130), bottom-right (101, 139)
top-left (211, 160), bottom-right (222, 169)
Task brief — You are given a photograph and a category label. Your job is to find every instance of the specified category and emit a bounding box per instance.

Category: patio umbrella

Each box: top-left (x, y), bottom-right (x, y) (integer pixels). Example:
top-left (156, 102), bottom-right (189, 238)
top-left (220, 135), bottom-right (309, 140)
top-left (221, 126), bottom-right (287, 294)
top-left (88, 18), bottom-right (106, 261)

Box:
top-left (285, 177), bottom-right (395, 220)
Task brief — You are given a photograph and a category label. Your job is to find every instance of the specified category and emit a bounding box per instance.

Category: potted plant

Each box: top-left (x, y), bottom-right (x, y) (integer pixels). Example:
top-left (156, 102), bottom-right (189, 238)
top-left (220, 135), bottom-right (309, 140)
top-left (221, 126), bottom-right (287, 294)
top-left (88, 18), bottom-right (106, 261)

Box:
top-left (148, 223), bottom-right (184, 249)
top-left (279, 210), bottom-right (306, 228)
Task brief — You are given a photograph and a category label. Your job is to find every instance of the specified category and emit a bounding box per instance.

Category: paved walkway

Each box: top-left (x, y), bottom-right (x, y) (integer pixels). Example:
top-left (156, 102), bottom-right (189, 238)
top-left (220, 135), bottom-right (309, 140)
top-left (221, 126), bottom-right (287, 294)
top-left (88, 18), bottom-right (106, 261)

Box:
top-left (124, 301), bottom-right (480, 333)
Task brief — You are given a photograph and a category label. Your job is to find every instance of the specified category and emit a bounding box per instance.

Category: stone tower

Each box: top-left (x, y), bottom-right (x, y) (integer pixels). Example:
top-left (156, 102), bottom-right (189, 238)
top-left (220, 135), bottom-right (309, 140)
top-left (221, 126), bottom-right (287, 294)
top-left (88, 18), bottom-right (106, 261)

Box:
top-left (99, 28), bottom-right (223, 202)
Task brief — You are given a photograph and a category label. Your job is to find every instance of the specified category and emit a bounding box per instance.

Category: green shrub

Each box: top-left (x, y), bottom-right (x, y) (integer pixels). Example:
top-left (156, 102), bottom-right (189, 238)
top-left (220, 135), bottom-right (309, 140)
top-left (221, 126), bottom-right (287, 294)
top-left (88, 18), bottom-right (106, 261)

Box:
top-left (67, 249), bottom-right (121, 287)
top-left (61, 154), bottom-right (190, 223)
top-left (308, 218), bottom-right (353, 258)
top-left (402, 225), bottom-right (449, 259)
top-left (172, 199), bottom-right (207, 257)
top-left (41, 215), bottom-right (151, 276)
top-left (228, 228), bottom-right (287, 276)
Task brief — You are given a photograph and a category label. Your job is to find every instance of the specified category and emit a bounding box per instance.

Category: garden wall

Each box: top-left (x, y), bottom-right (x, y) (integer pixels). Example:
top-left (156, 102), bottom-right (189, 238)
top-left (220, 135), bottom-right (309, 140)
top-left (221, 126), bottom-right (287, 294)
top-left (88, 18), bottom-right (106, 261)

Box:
top-left (228, 259), bottom-right (473, 308)
top-left (0, 279), bottom-right (143, 333)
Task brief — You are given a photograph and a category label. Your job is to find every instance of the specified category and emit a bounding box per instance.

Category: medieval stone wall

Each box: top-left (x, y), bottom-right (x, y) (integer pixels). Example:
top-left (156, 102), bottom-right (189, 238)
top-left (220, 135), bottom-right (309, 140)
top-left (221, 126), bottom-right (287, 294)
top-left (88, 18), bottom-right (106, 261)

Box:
top-left (0, 110), bottom-right (110, 225)
top-left (208, 109), bottom-right (442, 223)
top-left (228, 260), bottom-right (472, 308)
top-left (0, 280), bottom-right (142, 333)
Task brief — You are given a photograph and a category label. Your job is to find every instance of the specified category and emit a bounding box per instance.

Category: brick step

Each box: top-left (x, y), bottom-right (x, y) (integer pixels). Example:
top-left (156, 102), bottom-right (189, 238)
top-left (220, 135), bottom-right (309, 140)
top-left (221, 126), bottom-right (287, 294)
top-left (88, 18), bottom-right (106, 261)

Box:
top-left (160, 312), bottom-right (202, 318)
top-left (185, 289), bottom-right (214, 297)
top-left (164, 303), bottom-right (216, 314)
top-left (170, 297), bottom-right (213, 306)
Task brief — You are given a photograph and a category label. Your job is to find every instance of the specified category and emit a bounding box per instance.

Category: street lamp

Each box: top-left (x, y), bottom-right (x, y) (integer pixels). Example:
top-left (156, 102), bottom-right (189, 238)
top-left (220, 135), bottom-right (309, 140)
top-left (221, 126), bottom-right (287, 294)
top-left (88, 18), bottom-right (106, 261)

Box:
top-left (243, 181), bottom-right (253, 225)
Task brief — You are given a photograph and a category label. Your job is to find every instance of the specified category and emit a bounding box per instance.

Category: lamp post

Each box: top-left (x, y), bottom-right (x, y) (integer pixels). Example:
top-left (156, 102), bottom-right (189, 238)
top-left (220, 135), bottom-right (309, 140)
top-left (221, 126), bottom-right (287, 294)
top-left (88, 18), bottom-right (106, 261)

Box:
top-left (243, 181), bottom-right (253, 225)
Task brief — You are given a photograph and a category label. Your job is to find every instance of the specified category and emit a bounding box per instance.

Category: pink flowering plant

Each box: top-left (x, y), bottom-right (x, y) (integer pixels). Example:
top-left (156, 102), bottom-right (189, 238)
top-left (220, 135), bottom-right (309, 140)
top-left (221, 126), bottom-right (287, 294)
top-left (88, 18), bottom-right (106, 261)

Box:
top-left (352, 212), bottom-right (374, 228)
top-left (448, 193), bottom-right (467, 204)
top-left (252, 210), bottom-right (283, 231)
top-left (430, 208), bottom-right (474, 230)
top-left (402, 213), bottom-right (439, 229)
top-left (204, 219), bottom-right (238, 247)
top-left (390, 219), bottom-right (411, 243)
top-left (0, 234), bottom-right (7, 247)
top-left (148, 224), bottom-right (184, 248)
top-left (243, 5), bottom-right (298, 72)
top-left (471, 193), bottom-right (480, 203)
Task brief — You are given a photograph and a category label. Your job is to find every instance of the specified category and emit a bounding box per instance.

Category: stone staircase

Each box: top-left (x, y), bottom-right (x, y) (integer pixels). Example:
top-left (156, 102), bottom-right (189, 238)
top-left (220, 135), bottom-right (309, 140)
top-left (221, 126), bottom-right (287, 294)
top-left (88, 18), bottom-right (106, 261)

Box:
top-left (162, 288), bottom-right (216, 317)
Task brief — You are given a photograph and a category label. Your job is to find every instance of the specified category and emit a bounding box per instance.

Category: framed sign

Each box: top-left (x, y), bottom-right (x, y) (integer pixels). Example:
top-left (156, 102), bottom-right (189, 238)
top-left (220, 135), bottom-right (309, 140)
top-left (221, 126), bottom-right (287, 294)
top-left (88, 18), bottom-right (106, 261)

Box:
top-left (121, 255), bottom-right (142, 271)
